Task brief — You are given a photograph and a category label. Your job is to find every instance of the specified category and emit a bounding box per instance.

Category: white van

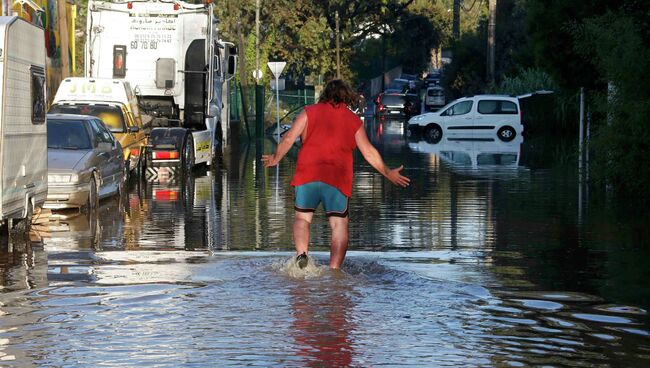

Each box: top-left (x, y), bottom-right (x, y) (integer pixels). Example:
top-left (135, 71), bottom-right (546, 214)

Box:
top-left (408, 95), bottom-right (524, 143)
top-left (0, 17), bottom-right (48, 232)
top-left (425, 86), bottom-right (445, 111)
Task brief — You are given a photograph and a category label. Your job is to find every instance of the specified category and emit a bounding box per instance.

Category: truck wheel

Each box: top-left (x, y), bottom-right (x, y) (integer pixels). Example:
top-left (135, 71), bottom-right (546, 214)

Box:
top-left (136, 148), bottom-right (146, 181)
top-left (183, 136), bottom-right (195, 173)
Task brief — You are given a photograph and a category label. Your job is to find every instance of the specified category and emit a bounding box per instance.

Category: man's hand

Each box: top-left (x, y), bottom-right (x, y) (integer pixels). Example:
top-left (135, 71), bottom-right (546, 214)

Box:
top-left (386, 165), bottom-right (410, 187)
top-left (262, 154), bottom-right (279, 167)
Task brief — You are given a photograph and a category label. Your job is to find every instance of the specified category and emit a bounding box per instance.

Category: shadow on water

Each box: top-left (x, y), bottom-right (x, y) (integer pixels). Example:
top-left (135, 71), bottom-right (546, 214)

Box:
top-left (0, 118), bottom-right (649, 366)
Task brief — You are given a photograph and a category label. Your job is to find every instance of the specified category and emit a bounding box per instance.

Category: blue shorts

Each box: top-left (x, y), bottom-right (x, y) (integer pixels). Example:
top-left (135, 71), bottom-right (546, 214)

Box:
top-left (294, 181), bottom-right (349, 218)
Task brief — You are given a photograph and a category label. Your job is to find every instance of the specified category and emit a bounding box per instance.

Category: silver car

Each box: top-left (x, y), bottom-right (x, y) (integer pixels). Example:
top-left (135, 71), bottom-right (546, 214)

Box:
top-left (44, 114), bottom-right (125, 210)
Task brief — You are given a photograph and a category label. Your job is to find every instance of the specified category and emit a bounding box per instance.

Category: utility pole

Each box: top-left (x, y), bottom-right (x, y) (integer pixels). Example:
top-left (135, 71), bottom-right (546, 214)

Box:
top-left (335, 10), bottom-right (341, 79)
top-left (487, 0), bottom-right (497, 82)
top-left (255, 0), bottom-right (260, 84)
top-left (452, 0), bottom-right (460, 40)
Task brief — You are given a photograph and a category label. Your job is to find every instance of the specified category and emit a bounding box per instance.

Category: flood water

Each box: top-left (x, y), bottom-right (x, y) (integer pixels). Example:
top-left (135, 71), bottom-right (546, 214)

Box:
top-left (1, 118), bottom-right (649, 367)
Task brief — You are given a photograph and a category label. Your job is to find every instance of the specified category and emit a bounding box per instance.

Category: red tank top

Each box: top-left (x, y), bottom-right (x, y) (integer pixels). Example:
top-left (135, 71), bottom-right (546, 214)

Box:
top-left (290, 102), bottom-right (363, 197)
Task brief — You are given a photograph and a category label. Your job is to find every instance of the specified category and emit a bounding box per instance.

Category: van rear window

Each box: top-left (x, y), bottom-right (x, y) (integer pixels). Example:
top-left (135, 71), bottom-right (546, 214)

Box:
top-left (427, 89), bottom-right (444, 97)
top-left (49, 104), bottom-right (126, 133)
top-left (478, 100), bottom-right (518, 115)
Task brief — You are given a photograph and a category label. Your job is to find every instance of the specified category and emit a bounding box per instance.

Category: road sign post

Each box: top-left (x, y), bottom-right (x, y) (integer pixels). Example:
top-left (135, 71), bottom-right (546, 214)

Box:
top-left (267, 62), bottom-right (286, 143)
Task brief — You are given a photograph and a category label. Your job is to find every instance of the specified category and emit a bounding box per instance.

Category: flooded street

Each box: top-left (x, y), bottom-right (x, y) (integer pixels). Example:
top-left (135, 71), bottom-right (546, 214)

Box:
top-left (1, 118), bottom-right (649, 367)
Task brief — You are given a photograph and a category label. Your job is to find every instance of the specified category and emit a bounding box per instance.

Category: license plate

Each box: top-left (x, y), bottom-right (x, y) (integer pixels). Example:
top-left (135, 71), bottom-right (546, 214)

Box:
top-left (390, 110), bottom-right (399, 114)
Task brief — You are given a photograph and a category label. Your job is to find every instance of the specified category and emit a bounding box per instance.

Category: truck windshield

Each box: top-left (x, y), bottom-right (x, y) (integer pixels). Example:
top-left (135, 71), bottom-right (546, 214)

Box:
top-left (47, 120), bottom-right (92, 150)
top-left (49, 104), bottom-right (126, 133)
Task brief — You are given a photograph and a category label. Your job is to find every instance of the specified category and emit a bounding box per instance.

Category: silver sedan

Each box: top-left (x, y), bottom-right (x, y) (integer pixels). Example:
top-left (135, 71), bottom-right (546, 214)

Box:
top-left (44, 114), bottom-right (125, 211)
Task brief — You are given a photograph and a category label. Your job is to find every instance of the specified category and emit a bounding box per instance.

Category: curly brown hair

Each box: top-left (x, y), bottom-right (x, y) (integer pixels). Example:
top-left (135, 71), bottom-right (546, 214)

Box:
top-left (318, 79), bottom-right (359, 107)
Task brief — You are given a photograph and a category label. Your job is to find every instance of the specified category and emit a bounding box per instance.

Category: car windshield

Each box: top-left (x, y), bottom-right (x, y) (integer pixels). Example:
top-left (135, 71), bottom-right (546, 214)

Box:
top-left (47, 120), bottom-right (92, 150)
top-left (49, 104), bottom-right (126, 133)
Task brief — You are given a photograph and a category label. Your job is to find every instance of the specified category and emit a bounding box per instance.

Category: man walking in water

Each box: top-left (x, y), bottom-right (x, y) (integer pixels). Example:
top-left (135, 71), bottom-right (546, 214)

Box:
top-left (262, 80), bottom-right (410, 269)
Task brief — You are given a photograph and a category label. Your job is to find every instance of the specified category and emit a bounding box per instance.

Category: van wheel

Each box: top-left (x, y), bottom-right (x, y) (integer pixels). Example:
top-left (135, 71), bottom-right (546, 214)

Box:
top-left (424, 124), bottom-right (442, 143)
top-left (85, 176), bottom-right (99, 213)
top-left (497, 126), bottom-right (516, 142)
top-left (136, 149), bottom-right (146, 181)
top-left (183, 136), bottom-right (195, 173)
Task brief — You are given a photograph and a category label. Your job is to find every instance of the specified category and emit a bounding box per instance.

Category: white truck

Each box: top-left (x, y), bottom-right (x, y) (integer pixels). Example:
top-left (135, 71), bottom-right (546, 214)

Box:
top-left (85, 0), bottom-right (236, 180)
top-left (0, 16), bottom-right (48, 234)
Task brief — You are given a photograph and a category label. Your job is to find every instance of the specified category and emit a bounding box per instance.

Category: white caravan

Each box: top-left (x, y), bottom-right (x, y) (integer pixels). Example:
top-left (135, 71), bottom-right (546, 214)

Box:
top-left (0, 16), bottom-right (48, 232)
top-left (86, 0), bottom-right (236, 180)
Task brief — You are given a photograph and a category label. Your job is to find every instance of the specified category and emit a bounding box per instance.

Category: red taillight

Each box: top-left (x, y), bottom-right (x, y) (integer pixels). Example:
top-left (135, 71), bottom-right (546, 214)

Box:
top-left (153, 190), bottom-right (178, 202)
top-left (130, 148), bottom-right (140, 157)
top-left (152, 151), bottom-right (179, 160)
top-left (173, 3), bottom-right (180, 10)
top-left (127, 2), bottom-right (133, 9)
top-left (378, 104), bottom-right (384, 111)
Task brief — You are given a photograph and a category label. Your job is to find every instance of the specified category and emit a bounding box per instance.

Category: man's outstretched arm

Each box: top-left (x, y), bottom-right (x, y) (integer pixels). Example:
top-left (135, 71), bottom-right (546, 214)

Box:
top-left (262, 111), bottom-right (308, 167)
top-left (354, 126), bottom-right (410, 187)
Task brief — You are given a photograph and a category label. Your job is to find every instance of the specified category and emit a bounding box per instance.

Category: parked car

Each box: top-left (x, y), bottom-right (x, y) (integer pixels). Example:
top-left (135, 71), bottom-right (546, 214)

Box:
top-left (407, 95), bottom-right (523, 143)
top-left (49, 78), bottom-right (148, 181)
top-left (377, 93), bottom-right (421, 118)
top-left (44, 114), bottom-right (125, 211)
top-left (424, 71), bottom-right (441, 86)
top-left (425, 86), bottom-right (446, 112)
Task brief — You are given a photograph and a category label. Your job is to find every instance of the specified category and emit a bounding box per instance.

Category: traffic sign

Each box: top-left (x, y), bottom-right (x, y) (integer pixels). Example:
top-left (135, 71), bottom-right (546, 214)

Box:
top-left (267, 62), bottom-right (286, 79)
top-left (252, 69), bottom-right (263, 79)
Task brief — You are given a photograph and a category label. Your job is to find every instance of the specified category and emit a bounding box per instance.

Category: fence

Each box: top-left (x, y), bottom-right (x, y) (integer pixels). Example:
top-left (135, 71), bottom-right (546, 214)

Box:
top-left (230, 82), bottom-right (316, 126)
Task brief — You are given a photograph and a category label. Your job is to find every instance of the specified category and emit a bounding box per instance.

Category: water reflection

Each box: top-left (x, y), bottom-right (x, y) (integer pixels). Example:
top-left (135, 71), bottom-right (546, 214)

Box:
top-left (289, 275), bottom-right (356, 366)
top-left (408, 135), bottom-right (527, 179)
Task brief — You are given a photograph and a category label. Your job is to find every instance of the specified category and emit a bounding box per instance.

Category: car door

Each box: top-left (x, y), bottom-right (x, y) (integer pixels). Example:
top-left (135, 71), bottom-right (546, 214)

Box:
top-left (89, 119), bottom-right (119, 196)
top-left (439, 100), bottom-right (474, 138)
top-left (98, 120), bottom-right (123, 191)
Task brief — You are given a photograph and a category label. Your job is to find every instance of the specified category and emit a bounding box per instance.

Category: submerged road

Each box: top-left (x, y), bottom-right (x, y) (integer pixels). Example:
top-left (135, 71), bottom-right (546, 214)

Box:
top-left (1, 117), bottom-right (649, 366)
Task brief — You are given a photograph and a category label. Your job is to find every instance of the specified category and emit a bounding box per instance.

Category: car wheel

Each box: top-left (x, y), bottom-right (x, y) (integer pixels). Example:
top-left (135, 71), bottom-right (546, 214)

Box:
top-left (85, 176), bottom-right (99, 213)
top-left (497, 126), bottom-right (516, 142)
top-left (183, 135), bottom-right (195, 173)
top-left (424, 124), bottom-right (443, 143)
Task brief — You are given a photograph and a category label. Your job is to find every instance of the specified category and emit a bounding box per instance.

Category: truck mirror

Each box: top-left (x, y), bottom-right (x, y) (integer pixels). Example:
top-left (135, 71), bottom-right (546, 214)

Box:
top-left (227, 55), bottom-right (237, 76)
top-left (128, 126), bottom-right (140, 133)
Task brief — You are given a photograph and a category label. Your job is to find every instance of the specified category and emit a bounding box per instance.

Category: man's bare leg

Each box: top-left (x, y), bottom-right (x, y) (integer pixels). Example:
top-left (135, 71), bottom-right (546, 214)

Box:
top-left (328, 216), bottom-right (349, 269)
top-left (293, 211), bottom-right (313, 255)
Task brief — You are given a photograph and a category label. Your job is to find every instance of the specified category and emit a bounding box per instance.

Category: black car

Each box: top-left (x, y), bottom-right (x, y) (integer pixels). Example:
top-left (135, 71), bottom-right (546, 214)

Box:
top-left (376, 93), bottom-right (421, 118)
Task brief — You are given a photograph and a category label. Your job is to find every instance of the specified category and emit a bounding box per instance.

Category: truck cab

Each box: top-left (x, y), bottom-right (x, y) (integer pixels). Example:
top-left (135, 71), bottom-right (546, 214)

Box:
top-left (49, 78), bottom-right (148, 179)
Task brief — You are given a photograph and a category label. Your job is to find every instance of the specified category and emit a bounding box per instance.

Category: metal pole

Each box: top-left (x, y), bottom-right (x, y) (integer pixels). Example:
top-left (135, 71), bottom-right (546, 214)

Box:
top-left (579, 88), bottom-right (585, 176)
top-left (335, 10), bottom-right (341, 79)
top-left (453, 0), bottom-right (460, 40)
top-left (487, 0), bottom-right (496, 82)
top-left (255, 0), bottom-right (260, 84)
top-left (276, 75), bottom-right (280, 143)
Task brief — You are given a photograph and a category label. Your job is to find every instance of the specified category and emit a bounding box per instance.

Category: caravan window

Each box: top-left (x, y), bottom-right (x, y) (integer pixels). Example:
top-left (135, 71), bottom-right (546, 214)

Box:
top-left (31, 67), bottom-right (46, 124)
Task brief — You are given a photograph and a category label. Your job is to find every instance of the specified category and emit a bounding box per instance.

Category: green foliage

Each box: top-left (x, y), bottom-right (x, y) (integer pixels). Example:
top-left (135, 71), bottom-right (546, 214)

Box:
top-left (441, 23), bottom-right (487, 98)
top-left (574, 11), bottom-right (650, 198)
top-left (490, 68), bottom-right (555, 96)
